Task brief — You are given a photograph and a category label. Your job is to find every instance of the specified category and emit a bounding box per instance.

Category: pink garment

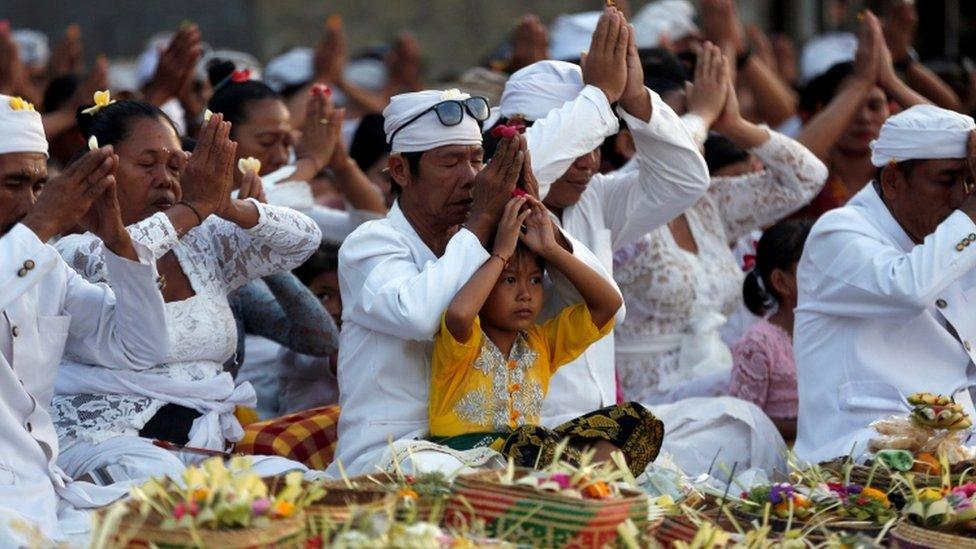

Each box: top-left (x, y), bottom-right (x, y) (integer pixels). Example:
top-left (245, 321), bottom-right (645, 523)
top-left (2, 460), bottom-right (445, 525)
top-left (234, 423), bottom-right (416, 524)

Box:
top-left (729, 319), bottom-right (797, 421)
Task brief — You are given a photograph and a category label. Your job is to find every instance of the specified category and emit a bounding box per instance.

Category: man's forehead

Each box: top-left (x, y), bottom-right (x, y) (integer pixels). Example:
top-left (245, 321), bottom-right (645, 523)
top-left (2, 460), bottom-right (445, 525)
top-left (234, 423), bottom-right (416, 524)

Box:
top-left (916, 157), bottom-right (967, 173)
top-left (0, 152), bottom-right (46, 177)
top-left (426, 144), bottom-right (484, 158)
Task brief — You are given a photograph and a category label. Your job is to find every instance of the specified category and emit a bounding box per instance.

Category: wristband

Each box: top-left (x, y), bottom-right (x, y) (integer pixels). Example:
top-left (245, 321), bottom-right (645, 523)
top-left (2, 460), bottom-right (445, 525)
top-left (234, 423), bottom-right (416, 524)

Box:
top-left (491, 252), bottom-right (509, 264)
top-left (177, 200), bottom-right (204, 225)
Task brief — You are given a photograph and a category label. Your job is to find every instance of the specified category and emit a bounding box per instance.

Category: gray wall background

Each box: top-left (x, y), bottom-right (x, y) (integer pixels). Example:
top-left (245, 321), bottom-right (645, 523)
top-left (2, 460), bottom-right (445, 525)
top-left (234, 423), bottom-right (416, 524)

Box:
top-left (0, 1), bottom-right (965, 81)
top-left (0, 0), bottom-right (775, 81)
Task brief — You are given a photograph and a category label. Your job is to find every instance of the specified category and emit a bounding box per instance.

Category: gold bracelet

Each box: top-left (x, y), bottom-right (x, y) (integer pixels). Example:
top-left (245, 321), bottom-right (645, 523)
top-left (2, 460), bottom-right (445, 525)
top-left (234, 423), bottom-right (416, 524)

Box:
top-left (490, 253), bottom-right (508, 264)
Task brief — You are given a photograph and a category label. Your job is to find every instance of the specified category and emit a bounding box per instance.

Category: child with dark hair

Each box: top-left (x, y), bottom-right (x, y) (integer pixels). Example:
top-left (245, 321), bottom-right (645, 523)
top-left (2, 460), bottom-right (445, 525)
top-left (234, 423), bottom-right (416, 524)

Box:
top-left (729, 219), bottom-right (813, 441)
top-left (429, 196), bottom-right (662, 474)
top-left (272, 243), bottom-right (343, 415)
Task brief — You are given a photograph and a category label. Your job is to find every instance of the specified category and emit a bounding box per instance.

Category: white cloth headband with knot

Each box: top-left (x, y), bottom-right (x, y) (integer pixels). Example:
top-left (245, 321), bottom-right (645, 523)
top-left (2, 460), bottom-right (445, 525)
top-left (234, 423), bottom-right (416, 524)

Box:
top-left (871, 104), bottom-right (974, 167)
top-left (500, 60), bottom-right (585, 122)
top-left (383, 89), bottom-right (484, 154)
top-left (0, 94), bottom-right (48, 158)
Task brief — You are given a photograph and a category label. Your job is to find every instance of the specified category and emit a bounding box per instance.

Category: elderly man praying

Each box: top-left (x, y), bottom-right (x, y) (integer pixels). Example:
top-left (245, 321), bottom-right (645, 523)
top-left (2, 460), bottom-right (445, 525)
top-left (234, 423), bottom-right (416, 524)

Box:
top-left (0, 95), bottom-right (168, 544)
top-left (327, 86), bottom-right (621, 477)
top-left (795, 105), bottom-right (976, 463)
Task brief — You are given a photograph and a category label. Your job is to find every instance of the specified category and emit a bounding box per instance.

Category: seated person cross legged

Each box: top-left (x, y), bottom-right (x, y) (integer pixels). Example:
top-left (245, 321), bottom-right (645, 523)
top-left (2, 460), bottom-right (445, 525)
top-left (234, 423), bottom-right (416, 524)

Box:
top-left (329, 88), bottom-right (627, 477)
top-left (429, 196), bottom-right (663, 475)
top-left (795, 105), bottom-right (976, 463)
top-left (50, 98), bottom-right (322, 484)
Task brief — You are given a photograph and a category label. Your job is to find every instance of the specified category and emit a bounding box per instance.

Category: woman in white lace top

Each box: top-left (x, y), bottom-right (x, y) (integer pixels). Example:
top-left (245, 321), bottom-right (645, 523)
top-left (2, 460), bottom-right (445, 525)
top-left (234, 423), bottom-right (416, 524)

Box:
top-left (614, 54), bottom-right (828, 405)
top-left (49, 101), bottom-right (321, 483)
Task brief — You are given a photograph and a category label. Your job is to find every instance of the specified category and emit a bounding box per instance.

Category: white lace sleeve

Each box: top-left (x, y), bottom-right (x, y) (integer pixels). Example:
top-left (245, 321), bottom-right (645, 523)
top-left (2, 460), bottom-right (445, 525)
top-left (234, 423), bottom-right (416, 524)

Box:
top-left (55, 234), bottom-right (110, 284)
top-left (127, 212), bottom-right (181, 259)
top-left (708, 129), bottom-right (828, 243)
top-left (201, 200), bottom-right (322, 292)
top-left (55, 213), bottom-right (182, 284)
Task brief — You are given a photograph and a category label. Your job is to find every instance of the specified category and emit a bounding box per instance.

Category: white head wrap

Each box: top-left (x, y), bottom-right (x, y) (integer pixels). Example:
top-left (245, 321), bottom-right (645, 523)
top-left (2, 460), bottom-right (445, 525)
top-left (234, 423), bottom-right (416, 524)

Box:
top-left (0, 95), bottom-right (48, 158)
top-left (383, 89), bottom-right (484, 154)
top-left (12, 29), bottom-right (49, 70)
top-left (548, 11), bottom-right (601, 61)
top-left (263, 47), bottom-right (314, 92)
top-left (870, 104), bottom-right (975, 167)
top-left (632, 0), bottom-right (699, 49)
top-left (800, 32), bottom-right (857, 85)
top-left (499, 61), bottom-right (583, 121)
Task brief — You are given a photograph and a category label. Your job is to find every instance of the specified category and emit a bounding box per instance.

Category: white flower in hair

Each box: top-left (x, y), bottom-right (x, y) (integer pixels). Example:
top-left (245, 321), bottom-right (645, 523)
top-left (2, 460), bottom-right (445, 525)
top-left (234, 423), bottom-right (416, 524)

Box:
top-left (440, 88), bottom-right (466, 101)
top-left (88, 135), bottom-right (99, 151)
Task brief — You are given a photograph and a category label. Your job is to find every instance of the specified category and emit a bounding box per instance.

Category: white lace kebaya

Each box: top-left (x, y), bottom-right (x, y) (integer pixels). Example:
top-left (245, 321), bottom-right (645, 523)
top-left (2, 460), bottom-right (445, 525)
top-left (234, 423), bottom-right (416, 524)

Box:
top-left (613, 129), bottom-right (828, 404)
top-left (49, 200), bottom-right (321, 453)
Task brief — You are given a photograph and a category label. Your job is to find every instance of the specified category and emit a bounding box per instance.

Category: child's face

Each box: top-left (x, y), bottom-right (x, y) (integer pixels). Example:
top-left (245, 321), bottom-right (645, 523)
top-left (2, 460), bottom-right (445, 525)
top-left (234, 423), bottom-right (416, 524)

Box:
top-left (481, 250), bottom-right (544, 332)
top-left (309, 270), bottom-right (343, 329)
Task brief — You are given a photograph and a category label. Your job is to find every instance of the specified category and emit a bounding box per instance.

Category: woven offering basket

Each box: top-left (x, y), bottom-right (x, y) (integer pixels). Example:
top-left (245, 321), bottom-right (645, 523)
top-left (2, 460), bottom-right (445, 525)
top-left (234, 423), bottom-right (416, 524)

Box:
top-left (820, 457), bottom-right (976, 493)
top-left (654, 514), bottom-right (702, 546)
top-left (305, 484), bottom-right (395, 536)
top-left (443, 470), bottom-right (648, 549)
top-left (320, 475), bottom-right (447, 525)
top-left (891, 522), bottom-right (976, 549)
top-left (98, 502), bottom-right (307, 549)
top-left (729, 505), bottom-right (889, 544)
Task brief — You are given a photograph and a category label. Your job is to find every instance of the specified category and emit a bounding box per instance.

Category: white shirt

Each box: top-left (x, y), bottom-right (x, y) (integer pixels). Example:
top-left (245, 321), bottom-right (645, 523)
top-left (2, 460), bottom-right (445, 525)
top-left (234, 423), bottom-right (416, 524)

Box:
top-left (0, 223), bottom-right (168, 541)
top-left (613, 130), bottom-right (827, 404)
top-left (794, 184), bottom-right (976, 463)
top-left (329, 202), bottom-right (619, 475)
top-left (525, 86), bottom-right (711, 425)
top-left (261, 166), bottom-right (383, 245)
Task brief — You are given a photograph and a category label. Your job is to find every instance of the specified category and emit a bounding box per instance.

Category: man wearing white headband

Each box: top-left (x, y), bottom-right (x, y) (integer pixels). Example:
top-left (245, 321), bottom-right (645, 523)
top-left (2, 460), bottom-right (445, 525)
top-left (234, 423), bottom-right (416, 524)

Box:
top-left (329, 84), bottom-right (620, 477)
top-left (497, 7), bottom-right (709, 427)
top-left (0, 95), bottom-right (168, 543)
top-left (794, 104), bottom-right (976, 463)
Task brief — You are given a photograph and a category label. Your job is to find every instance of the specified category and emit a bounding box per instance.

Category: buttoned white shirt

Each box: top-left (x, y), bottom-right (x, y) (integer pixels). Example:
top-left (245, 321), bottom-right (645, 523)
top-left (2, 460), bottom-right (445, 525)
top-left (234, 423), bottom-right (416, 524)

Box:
top-left (526, 87), bottom-right (710, 425)
top-left (0, 223), bottom-right (168, 541)
top-left (328, 202), bottom-right (620, 476)
top-left (794, 184), bottom-right (976, 463)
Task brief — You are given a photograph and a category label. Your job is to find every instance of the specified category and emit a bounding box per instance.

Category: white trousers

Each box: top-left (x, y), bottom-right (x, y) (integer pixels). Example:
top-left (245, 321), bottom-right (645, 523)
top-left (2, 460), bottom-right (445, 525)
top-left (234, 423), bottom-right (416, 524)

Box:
top-left (57, 436), bottom-right (316, 486)
top-left (650, 396), bottom-right (788, 478)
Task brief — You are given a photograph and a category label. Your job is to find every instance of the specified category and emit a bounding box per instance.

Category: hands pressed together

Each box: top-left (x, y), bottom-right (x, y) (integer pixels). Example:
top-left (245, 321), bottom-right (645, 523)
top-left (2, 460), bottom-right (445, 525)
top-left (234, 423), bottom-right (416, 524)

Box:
top-left (581, 6), bottom-right (649, 121)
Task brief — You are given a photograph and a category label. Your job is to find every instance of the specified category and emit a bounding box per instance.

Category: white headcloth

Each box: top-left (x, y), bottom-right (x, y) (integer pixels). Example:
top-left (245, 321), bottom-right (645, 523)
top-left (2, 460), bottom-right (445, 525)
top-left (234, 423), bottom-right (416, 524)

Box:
top-left (548, 12), bottom-right (601, 61)
top-left (871, 104), bottom-right (975, 167)
top-left (383, 89), bottom-right (484, 154)
top-left (499, 61), bottom-right (584, 122)
top-left (0, 95), bottom-right (48, 158)
top-left (632, 0), bottom-right (698, 49)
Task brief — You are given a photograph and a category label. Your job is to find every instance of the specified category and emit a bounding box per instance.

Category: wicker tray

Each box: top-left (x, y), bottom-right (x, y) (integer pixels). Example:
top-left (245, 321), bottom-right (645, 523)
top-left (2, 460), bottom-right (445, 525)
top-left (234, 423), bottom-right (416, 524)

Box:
top-left (100, 503), bottom-right (307, 549)
top-left (891, 522), bottom-right (976, 548)
top-left (820, 457), bottom-right (976, 493)
top-left (305, 484), bottom-right (395, 536)
top-left (443, 470), bottom-right (648, 549)
top-left (320, 474), bottom-right (449, 525)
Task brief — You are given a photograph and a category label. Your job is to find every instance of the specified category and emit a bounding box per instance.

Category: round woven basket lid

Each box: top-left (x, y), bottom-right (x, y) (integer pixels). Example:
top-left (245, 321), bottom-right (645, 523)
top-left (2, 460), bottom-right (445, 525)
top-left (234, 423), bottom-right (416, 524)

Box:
top-left (892, 522), bottom-right (976, 549)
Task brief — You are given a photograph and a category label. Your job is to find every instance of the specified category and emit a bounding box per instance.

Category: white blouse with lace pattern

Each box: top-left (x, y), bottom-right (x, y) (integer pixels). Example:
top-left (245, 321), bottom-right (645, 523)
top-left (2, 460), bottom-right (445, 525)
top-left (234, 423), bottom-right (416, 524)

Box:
top-left (612, 130), bottom-right (827, 404)
top-left (49, 201), bottom-right (321, 449)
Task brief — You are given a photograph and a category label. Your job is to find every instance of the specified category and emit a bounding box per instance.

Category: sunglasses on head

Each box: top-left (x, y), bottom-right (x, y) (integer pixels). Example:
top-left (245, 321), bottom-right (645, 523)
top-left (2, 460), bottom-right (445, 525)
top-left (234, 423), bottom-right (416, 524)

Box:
top-left (388, 96), bottom-right (491, 145)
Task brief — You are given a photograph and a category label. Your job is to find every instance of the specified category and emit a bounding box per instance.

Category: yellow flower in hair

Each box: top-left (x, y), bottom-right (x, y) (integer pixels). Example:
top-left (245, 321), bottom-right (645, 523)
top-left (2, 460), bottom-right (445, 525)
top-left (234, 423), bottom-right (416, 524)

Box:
top-left (238, 157), bottom-right (261, 175)
top-left (8, 96), bottom-right (34, 112)
top-left (81, 90), bottom-right (116, 115)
